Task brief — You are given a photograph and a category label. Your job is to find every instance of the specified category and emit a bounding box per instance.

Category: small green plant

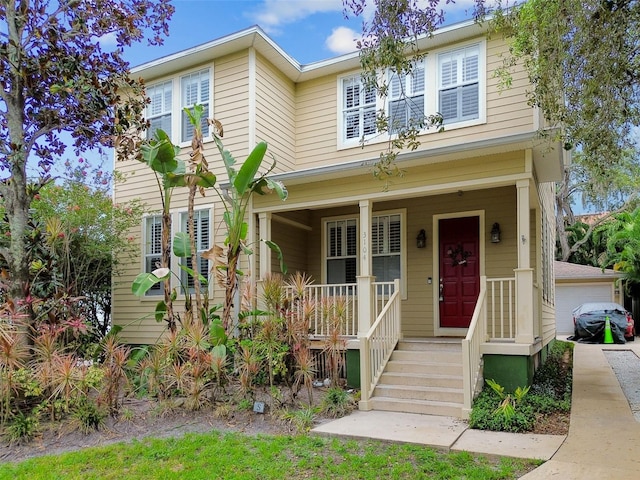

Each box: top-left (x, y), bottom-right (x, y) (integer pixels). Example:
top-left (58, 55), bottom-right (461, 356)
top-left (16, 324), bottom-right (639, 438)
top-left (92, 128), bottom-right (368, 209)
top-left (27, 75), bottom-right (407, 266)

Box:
top-left (485, 379), bottom-right (530, 420)
top-left (279, 405), bottom-right (318, 433)
top-left (319, 387), bottom-right (355, 418)
top-left (119, 407), bottom-right (135, 422)
top-left (4, 411), bottom-right (39, 444)
top-left (72, 397), bottom-right (107, 434)
top-left (237, 398), bottom-right (254, 411)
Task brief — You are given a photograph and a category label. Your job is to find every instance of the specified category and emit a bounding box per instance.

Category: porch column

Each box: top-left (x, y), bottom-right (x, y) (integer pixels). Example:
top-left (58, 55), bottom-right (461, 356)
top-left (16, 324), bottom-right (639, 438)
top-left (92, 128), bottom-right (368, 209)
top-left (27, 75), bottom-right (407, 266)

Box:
top-left (357, 200), bottom-right (374, 335)
top-left (358, 200), bottom-right (374, 411)
top-left (258, 212), bottom-right (272, 278)
top-left (515, 180), bottom-right (535, 344)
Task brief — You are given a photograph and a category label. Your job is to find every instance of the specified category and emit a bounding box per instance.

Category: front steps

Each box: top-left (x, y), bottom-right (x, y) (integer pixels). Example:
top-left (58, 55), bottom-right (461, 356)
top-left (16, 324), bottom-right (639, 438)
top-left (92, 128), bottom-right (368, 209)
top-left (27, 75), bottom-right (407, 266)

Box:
top-left (370, 339), bottom-right (464, 418)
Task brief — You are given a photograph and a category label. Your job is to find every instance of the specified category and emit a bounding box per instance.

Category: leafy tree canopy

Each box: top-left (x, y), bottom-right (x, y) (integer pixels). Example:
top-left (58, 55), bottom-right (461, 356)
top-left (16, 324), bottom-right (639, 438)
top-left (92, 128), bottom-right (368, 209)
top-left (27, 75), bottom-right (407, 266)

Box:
top-left (0, 0), bottom-right (173, 307)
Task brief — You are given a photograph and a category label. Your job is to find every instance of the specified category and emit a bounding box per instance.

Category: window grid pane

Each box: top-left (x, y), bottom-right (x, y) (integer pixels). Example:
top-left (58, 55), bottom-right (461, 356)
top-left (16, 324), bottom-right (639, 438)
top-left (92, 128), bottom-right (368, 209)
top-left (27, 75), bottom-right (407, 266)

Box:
top-left (438, 45), bottom-right (480, 123)
top-left (388, 64), bottom-right (425, 133)
top-left (145, 216), bottom-right (163, 295)
top-left (146, 81), bottom-right (172, 140)
top-left (181, 69), bottom-right (210, 142)
top-left (342, 76), bottom-right (377, 141)
top-left (180, 209), bottom-right (211, 291)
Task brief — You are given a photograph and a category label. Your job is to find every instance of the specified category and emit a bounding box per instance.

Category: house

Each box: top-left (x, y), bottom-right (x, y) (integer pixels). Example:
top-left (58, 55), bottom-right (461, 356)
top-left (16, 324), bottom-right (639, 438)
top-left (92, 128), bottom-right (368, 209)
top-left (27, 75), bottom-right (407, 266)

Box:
top-left (112, 20), bottom-right (566, 418)
top-left (555, 261), bottom-right (623, 336)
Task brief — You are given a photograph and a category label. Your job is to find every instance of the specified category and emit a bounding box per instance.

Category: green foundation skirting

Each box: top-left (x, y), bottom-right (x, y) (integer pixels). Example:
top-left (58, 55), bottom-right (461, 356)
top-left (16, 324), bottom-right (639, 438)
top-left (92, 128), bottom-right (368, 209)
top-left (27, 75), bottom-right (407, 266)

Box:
top-left (483, 354), bottom-right (535, 392)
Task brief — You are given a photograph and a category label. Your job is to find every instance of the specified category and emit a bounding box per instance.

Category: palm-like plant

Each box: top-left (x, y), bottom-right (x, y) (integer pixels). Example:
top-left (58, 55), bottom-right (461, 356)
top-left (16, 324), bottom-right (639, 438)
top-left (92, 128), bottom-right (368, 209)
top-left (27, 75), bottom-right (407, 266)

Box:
top-left (604, 209), bottom-right (640, 284)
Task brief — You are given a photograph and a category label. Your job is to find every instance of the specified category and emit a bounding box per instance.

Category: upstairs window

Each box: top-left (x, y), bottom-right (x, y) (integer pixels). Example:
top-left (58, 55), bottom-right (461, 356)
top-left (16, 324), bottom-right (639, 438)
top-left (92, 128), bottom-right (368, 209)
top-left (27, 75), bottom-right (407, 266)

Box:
top-left (179, 209), bottom-right (211, 292)
top-left (146, 81), bottom-right (172, 140)
top-left (144, 215), bottom-right (164, 296)
top-left (388, 63), bottom-right (425, 133)
top-left (438, 45), bottom-right (480, 123)
top-left (341, 76), bottom-right (377, 142)
top-left (181, 69), bottom-right (210, 142)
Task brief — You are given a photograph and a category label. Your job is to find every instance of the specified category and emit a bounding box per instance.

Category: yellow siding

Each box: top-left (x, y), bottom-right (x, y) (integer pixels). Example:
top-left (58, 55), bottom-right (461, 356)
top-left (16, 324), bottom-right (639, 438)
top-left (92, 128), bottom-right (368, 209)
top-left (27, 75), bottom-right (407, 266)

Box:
top-left (255, 53), bottom-right (296, 172)
top-left (212, 51), bottom-right (251, 160)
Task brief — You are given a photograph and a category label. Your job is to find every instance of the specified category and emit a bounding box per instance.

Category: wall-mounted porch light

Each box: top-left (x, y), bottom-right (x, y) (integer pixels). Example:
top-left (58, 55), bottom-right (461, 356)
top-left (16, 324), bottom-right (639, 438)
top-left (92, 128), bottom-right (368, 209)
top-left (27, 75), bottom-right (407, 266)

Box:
top-left (416, 229), bottom-right (427, 248)
top-left (491, 223), bottom-right (501, 243)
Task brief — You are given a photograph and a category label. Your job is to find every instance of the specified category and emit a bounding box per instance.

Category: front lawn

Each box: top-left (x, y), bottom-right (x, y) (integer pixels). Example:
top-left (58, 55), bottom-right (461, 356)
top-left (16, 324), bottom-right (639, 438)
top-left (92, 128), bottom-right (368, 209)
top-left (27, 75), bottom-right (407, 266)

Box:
top-left (0, 430), bottom-right (540, 480)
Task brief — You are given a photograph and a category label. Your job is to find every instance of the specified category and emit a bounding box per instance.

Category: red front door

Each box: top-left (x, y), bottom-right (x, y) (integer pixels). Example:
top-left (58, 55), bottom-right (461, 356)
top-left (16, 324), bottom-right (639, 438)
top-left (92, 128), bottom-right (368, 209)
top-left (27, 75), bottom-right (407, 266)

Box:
top-left (439, 216), bottom-right (480, 328)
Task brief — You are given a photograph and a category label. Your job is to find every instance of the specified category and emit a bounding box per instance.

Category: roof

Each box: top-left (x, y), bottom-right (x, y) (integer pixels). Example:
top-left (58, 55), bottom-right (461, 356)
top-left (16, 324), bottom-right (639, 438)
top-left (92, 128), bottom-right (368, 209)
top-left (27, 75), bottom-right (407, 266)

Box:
top-left (555, 261), bottom-right (620, 281)
top-left (131, 20), bottom-right (489, 83)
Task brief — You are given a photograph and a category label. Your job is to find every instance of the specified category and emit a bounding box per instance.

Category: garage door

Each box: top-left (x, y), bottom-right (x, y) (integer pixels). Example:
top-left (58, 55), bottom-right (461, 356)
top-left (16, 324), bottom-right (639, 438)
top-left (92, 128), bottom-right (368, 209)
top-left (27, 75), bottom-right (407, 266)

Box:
top-left (555, 284), bottom-right (614, 335)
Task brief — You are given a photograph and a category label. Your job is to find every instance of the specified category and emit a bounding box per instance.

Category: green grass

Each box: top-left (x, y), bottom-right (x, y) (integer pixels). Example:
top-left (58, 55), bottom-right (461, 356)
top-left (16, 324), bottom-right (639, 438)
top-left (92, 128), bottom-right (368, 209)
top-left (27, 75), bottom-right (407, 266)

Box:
top-left (0, 430), bottom-right (540, 479)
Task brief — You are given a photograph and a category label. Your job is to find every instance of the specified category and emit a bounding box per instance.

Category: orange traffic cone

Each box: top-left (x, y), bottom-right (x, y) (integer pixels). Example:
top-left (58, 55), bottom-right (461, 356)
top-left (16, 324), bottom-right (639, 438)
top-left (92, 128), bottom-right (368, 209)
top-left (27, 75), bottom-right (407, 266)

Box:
top-left (604, 315), bottom-right (614, 344)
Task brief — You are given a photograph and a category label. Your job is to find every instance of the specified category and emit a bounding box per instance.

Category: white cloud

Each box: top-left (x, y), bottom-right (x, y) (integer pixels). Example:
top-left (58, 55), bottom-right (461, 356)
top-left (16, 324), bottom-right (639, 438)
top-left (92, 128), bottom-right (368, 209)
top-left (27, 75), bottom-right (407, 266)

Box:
top-left (250, 0), bottom-right (343, 34)
top-left (325, 26), bottom-right (358, 55)
top-left (97, 31), bottom-right (118, 48)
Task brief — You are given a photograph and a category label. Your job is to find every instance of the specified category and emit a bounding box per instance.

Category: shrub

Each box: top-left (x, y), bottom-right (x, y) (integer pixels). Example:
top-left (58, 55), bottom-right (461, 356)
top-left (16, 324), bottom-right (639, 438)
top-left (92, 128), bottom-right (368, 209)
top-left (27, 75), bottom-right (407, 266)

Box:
top-left (319, 387), bottom-right (355, 418)
top-left (4, 411), bottom-right (39, 444)
top-left (72, 398), bottom-right (107, 434)
top-left (470, 340), bottom-right (573, 433)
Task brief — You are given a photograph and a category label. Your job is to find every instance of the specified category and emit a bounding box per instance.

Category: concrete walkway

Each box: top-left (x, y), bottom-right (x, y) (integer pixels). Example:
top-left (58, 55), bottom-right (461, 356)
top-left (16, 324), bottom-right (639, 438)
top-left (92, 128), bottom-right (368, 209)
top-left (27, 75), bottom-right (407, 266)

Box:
top-left (311, 342), bottom-right (640, 478)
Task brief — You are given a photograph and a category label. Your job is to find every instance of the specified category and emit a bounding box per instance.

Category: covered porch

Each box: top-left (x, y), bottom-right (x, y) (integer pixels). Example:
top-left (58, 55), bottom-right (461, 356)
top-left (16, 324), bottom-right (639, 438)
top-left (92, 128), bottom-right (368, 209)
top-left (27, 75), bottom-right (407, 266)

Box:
top-left (252, 150), bottom-right (553, 418)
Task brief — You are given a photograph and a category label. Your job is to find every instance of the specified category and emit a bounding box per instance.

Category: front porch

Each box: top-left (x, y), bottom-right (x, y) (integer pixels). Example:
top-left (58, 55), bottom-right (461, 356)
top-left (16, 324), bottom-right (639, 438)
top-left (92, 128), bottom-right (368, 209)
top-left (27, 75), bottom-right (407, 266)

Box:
top-left (283, 275), bottom-right (541, 419)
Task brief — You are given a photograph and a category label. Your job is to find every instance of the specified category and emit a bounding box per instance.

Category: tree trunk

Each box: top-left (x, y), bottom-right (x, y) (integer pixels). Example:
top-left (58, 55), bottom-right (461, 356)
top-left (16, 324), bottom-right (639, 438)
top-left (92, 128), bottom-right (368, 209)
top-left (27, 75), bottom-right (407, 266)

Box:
top-left (556, 168), bottom-right (574, 262)
top-left (222, 246), bottom-right (239, 335)
top-left (161, 210), bottom-right (175, 331)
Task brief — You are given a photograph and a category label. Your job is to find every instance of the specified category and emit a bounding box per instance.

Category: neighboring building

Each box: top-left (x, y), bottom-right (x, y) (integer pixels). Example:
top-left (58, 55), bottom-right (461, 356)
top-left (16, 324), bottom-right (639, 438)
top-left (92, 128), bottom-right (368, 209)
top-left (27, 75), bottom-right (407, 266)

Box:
top-left (555, 261), bottom-right (623, 336)
top-left (113, 21), bottom-right (566, 418)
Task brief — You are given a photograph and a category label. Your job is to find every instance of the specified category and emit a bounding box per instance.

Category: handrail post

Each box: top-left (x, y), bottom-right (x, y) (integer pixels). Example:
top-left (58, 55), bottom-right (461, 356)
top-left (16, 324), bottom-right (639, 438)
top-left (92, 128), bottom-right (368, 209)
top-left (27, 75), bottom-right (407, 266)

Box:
top-left (357, 275), bottom-right (374, 410)
top-left (359, 336), bottom-right (372, 410)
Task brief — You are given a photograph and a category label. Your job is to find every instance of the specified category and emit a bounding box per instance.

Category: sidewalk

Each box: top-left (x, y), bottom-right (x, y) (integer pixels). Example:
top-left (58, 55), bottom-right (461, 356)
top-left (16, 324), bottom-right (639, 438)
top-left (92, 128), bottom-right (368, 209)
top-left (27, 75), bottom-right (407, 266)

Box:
top-left (520, 342), bottom-right (640, 479)
top-left (311, 342), bottom-right (640, 478)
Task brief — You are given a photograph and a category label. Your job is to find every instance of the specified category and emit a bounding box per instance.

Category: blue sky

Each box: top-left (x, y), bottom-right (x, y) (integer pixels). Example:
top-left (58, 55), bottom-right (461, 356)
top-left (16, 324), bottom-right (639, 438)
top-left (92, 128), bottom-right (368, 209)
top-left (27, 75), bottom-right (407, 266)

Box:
top-left (120, 0), bottom-right (481, 67)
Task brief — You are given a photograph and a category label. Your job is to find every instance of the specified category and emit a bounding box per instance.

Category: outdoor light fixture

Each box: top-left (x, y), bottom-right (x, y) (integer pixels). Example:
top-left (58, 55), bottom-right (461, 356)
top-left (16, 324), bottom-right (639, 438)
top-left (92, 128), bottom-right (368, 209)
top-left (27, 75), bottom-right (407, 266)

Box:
top-left (491, 223), bottom-right (501, 243)
top-left (416, 229), bottom-right (427, 248)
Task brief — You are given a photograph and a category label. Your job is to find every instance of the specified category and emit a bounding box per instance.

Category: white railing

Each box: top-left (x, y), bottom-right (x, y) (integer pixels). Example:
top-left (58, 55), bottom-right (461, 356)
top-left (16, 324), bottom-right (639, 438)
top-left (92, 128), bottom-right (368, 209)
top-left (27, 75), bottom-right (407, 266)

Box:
top-left (462, 276), bottom-right (488, 418)
top-left (284, 283), bottom-right (358, 337)
top-left (487, 277), bottom-right (516, 340)
top-left (373, 281), bottom-right (395, 319)
top-left (360, 279), bottom-right (401, 407)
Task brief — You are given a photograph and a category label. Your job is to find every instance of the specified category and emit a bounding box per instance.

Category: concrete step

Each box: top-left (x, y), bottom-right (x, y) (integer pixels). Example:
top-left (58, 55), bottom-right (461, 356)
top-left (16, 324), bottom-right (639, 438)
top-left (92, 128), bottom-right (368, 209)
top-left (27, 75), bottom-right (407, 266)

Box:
top-left (373, 384), bottom-right (464, 403)
top-left (379, 371), bottom-right (463, 389)
top-left (384, 360), bottom-right (463, 376)
top-left (370, 396), bottom-right (463, 417)
top-left (397, 339), bottom-right (462, 352)
top-left (390, 349), bottom-right (462, 364)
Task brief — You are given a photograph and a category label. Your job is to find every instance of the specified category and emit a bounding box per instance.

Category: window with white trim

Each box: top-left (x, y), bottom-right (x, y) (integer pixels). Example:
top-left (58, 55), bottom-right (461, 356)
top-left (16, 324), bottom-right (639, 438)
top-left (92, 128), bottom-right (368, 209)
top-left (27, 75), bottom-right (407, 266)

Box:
top-left (146, 81), bottom-right (172, 140)
top-left (144, 215), bottom-right (163, 296)
top-left (372, 214), bottom-right (402, 282)
top-left (388, 63), bottom-right (425, 133)
top-left (324, 212), bottom-right (404, 285)
top-left (438, 45), bottom-right (480, 123)
top-left (341, 76), bottom-right (377, 142)
top-left (180, 209), bottom-right (211, 292)
top-left (326, 219), bottom-right (357, 284)
top-left (338, 41), bottom-right (484, 148)
top-left (181, 69), bottom-right (210, 142)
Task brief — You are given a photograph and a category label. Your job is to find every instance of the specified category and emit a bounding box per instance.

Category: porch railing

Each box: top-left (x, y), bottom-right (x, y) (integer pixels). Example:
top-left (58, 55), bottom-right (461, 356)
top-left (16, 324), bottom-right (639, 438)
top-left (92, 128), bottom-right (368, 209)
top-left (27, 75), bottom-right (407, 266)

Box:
top-left (487, 277), bottom-right (516, 341)
top-left (283, 280), bottom-right (397, 338)
top-left (360, 279), bottom-right (402, 407)
top-left (462, 276), bottom-right (488, 417)
top-left (284, 283), bottom-right (358, 337)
